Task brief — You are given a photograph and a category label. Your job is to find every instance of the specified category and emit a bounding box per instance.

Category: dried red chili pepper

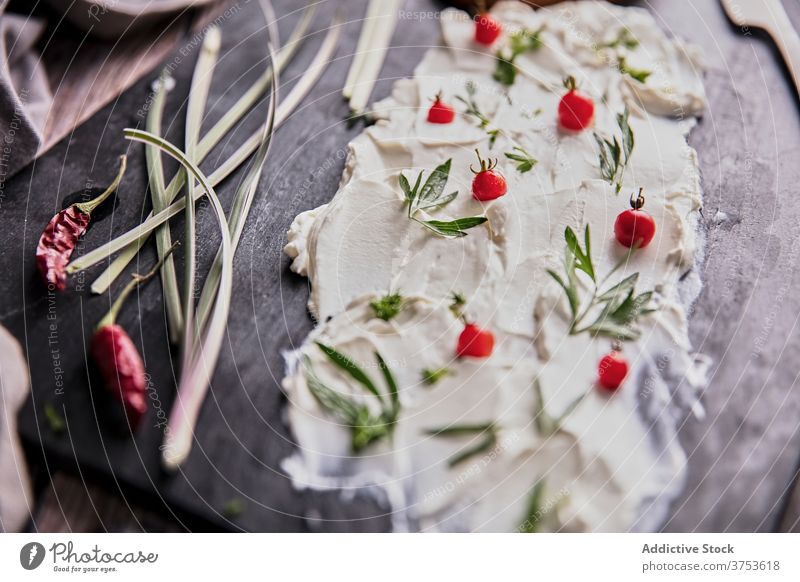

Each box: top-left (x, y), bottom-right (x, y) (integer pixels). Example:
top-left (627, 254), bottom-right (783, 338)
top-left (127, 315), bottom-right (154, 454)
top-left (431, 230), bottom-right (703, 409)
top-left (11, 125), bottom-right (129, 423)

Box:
top-left (36, 156), bottom-right (127, 290)
top-left (91, 243), bottom-right (177, 430)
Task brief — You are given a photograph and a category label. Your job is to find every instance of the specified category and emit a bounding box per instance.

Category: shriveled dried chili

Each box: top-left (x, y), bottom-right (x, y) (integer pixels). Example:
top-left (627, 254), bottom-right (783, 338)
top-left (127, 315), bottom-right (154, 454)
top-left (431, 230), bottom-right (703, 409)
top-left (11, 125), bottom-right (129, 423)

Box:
top-left (36, 156), bottom-right (127, 290)
top-left (91, 243), bottom-right (177, 429)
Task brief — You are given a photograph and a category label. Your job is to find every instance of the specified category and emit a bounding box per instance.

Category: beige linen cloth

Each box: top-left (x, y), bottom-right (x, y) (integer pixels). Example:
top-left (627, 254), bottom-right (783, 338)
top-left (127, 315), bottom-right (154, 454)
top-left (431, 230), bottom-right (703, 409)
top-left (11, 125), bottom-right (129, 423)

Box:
top-left (0, 325), bottom-right (32, 532)
top-left (0, 0), bottom-right (51, 182)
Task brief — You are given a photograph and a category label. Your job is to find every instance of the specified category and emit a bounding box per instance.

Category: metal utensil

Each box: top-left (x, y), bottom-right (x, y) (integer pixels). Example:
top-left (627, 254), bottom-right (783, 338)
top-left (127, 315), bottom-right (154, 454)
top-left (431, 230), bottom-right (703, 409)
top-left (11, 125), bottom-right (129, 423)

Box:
top-left (721, 0), bottom-right (800, 96)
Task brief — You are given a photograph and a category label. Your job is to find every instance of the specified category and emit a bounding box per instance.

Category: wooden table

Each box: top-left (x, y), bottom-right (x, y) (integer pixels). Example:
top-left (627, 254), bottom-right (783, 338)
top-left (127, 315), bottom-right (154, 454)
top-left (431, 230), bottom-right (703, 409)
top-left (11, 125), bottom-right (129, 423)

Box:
top-left (2, 0), bottom-right (800, 532)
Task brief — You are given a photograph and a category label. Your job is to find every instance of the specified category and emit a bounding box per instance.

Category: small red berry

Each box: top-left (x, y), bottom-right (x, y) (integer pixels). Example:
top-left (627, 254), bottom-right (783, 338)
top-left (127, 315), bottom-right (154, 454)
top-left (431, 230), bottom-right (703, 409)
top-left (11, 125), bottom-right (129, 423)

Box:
top-left (457, 323), bottom-right (494, 358)
top-left (471, 149), bottom-right (507, 201)
top-left (615, 188), bottom-right (656, 248)
top-left (558, 76), bottom-right (595, 131)
top-left (427, 92), bottom-right (455, 124)
top-left (597, 350), bottom-right (628, 391)
top-left (475, 13), bottom-right (502, 46)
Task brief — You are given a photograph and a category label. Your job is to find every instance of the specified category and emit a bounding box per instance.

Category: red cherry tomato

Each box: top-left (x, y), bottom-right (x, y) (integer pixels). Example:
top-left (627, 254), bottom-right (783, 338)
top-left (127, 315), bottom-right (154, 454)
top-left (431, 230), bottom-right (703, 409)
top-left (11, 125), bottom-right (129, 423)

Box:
top-left (475, 13), bottom-right (502, 46)
top-left (427, 93), bottom-right (456, 124)
top-left (597, 350), bottom-right (628, 391)
top-left (457, 323), bottom-right (494, 358)
top-left (471, 149), bottom-right (507, 201)
top-left (558, 76), bottom-right (595, 131)
top-left (615, 188), bottom-right (656, 248)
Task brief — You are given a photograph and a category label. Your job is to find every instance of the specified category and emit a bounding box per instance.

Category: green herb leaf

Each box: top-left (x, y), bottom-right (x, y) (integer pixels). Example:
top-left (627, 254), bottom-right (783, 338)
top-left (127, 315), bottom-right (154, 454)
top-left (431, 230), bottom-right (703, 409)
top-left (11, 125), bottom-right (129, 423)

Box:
top-left (456, 81), bottom-right (507, 146)
top-left (618, 56), bottom-right (651, 83)
top-left (596, 272), bottom-right (638, 304)
top-left (222, 498), bottom-right (245, 519)
top-left (376, 352), bottom-right (400, 417)
top-left (618, 109), bottom-right (634, 162)
top-left (426, 423), bottom-right (495, 437)
top-left (316, 342), bottom-right (384, 404)
top-left (304, 352), bottom-right (400, 454)
top-left (43, 403), bottom-right (66, 434)
top-left (447, 433), bottom-right (497, 467)
top-left (585, 289), bottom-right (653, 340)
top-left (546, 268), bottom-right (579, 322)
top-left (426, 423), bottom-right (497, 467)
top-left (602, 27), bottom-right (639, 50)
top-left (493, 27), bottom-right (543, 87)
top-left (449, 292), bottom-right (467, 319)
top-left (505, 146), bottom-right (538, 173)
top-left (564, 225), bottom-right (595, 282)
top-left (593, 108), bottom-right (634, 193)
top-left (370, 292), bottom-right (404, 321)
top-left (418, 216), bottom-right (488, 238)
top-left (549, 224), bottom-right (655, 340)
top-left (417, 191), bottom-right (458, 212)
top-left (421, 367), bottom-right (452, 386)
top-left (418, 159), bottom-right (452, 204)
top-left (493, 56), bottom-right (517, 86)
top-left (519, 480), bottom-right (546, 533)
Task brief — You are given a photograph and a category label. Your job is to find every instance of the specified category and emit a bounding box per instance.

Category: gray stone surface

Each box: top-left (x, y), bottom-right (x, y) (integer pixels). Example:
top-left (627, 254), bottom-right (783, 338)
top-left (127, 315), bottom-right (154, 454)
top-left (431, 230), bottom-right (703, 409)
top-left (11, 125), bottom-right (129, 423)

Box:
top-left (1, 0), bottom-right (799, 531)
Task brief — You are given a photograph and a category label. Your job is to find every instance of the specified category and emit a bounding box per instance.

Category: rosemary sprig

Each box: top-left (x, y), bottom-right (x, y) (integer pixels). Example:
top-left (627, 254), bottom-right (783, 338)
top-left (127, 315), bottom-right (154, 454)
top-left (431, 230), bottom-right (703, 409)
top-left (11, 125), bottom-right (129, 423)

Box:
top-left (493, 26), bottom-right (544, 86)
top-left (399, 159), bottom-right (488, 238)
top-left (68, 14), bottom-right (342, 283)
top-left (504, 146), bottom-right (538, 173)
top-left (426, 423), bottom-right (497, 467)
top-left (617, 56), bottom-right (652, 84)
top-left (370, 292), bottom-right (404, 321)
top-left (146, 69), bottom-right (183, 344)
top-left (593, 108), bottom-right (634, 194)
top-left (547, 225), bottom-right (655, 341)
top-left (78, 4), bottom-right (318, 293)
top-left (305, 345), bottom-right (401, 453)
top-left (455, 81), bottom-right (502, 148)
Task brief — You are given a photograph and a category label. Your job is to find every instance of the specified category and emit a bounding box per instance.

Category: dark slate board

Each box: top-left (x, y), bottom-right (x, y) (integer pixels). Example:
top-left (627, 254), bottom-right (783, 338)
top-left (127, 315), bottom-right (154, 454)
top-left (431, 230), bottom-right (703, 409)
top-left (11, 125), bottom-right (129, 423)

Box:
top-left (3, 0), bottom-right (800, 532)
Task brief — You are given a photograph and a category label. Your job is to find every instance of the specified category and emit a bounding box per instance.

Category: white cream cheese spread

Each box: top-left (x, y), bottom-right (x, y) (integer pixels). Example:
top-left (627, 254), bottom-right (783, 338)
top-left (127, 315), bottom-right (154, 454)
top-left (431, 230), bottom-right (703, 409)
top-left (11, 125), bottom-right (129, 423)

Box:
top-left (281, 1), bottom-right (710, 532)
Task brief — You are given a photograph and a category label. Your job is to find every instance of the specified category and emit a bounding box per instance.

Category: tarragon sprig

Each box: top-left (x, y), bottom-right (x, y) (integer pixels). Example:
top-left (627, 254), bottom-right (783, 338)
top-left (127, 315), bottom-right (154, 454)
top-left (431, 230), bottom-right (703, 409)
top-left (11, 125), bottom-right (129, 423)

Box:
top-left (305, 344), bottom-right (400, 453)
top-left (456, 81), bottom-right (502, 147)
top-left (421, 367), bottom-right (452, 386)
top-left (426, 423), bottom-right (497, 467)
top-left (519, 480), bottom-right (546, 533)
top-left (400, 159), bottom-right (488, 238)
top-left (594, 108), bottom-right (634, 194)
top-left (532, 378), bottom-right (586, 437)
top-left (601, 27), bottom-right (639, 50)
top-left (547, 225), bottom-right (655, 341)
top-left (504, 146), bottom-right (538, 173)
top-left (493, 26), bottom-right (544, 86)
top-left (617, 56), bottom-right (652, 84)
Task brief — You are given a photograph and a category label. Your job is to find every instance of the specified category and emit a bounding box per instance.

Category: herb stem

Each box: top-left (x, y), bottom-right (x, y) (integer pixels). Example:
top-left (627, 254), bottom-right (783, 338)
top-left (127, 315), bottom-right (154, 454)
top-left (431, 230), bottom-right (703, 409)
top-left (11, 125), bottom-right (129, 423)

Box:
top-left (146, 70), bottom-right (183, 344)
top-left (75, 156), bottom-right (127, 215)
top-left (68, 16), bottom-right (341, 285)
top-left (79, 4), bottom-right (317, 293)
